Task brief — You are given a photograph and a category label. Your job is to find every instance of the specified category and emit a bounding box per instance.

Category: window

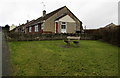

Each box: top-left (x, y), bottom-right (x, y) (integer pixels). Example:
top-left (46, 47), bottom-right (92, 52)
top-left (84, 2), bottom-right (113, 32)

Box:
top-left (35, 25), bottom-right (38, 32)
top-left (61, 22), bottom-right (67, 33)
top-left (61, 22), bottom-right (66, 29)
top-left (29, 27), bottom-right (32, 32)
top-left (61, 25), bottom-right (66, 29)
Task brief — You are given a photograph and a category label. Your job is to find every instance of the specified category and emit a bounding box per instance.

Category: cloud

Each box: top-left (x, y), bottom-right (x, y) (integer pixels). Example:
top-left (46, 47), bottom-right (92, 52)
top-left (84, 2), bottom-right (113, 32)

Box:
top-left (76, 1), bottom-right (118, 28)
top-left (0, 0), bottom-right (118, 28)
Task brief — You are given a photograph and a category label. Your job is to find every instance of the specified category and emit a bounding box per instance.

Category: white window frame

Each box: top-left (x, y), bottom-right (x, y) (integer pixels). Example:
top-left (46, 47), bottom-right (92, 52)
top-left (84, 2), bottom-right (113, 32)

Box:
top-left (61, 22), bottom-right (66, 29)
top-left (61, 22), bottom-right (67, 33)
top-left (29, 27), bottom-right (32, 32)
top-left (35, 25), bottom-right (38, 32)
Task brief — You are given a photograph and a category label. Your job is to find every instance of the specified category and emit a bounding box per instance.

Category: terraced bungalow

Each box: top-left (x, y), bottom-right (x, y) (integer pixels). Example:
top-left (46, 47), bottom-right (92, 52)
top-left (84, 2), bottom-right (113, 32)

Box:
top-left (12, 6), bottom-right (83, 34)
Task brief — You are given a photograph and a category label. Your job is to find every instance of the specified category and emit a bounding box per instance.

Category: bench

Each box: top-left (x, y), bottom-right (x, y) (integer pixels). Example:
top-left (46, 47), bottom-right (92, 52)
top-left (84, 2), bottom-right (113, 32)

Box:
top-left (64, 36), bottom-right (80, 46)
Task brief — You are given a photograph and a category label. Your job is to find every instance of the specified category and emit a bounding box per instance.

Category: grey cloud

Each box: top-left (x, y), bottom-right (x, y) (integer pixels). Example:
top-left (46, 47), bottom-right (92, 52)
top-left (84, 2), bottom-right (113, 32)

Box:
top-left (0, 0), bottom-right (118, 28)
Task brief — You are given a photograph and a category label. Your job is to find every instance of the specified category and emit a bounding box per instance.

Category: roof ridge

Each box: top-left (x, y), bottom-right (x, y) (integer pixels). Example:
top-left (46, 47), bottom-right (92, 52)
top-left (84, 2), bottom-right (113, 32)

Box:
top-left (31, 6), bottom-right (66, 25)
top-left (40, 6), bottom-right (66, 20)
top-left (46, 6), bottom-right (66, 15)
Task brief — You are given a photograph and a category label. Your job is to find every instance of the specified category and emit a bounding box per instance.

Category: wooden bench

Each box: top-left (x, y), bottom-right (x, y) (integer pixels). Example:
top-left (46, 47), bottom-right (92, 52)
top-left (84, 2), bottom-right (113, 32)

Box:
top-left (64, 36), bottom-right (80, 46)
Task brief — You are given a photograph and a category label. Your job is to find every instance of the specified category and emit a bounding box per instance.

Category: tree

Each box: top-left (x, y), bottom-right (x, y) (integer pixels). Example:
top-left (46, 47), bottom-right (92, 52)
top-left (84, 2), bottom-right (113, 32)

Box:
top-left (3, 24), bottom-right (10, 32)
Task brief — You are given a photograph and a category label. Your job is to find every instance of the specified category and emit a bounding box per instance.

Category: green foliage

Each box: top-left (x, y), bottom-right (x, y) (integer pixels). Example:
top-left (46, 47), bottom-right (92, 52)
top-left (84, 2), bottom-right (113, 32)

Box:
top-left (9, 40), bottom-right (119, 76)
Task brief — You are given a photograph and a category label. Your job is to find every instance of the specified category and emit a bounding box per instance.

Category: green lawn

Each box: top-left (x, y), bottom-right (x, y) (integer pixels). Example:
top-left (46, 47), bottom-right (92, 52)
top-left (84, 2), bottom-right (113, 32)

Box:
top-left (9, 40), bottom-right (119, 76)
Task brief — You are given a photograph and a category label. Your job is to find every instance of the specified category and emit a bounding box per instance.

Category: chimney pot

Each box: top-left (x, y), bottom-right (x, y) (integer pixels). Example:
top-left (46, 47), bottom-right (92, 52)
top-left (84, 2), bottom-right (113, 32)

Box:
top-left (43, 10), bottom-right (46, 16)
top-left (27, 20), bottom-right (29, 23)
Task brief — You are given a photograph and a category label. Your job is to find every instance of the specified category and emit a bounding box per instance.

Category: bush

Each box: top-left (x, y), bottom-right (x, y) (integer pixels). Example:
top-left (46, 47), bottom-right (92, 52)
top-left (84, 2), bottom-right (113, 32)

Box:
top-left (85, 26), bottom-right (120, 47)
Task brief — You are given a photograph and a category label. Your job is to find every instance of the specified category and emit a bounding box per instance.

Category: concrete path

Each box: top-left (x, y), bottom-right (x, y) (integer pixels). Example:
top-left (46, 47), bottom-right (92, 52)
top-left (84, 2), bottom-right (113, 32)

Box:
top-left (0, 28), bottom-right (2, 77)
top-left (2, 30), bottom-right (11, 76)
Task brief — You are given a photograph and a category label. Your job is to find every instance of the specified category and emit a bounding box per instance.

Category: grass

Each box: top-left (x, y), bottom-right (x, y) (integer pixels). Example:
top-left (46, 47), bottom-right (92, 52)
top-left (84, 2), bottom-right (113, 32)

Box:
top-left (9, 40), bottom-right (119, 76)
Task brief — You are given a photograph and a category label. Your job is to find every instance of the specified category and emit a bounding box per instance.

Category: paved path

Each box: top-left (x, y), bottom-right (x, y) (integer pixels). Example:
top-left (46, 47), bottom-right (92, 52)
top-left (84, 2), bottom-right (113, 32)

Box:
top-left (0, 28), bottom-right (2, 77)
top-left (2, 31), bottom-right (11, 76)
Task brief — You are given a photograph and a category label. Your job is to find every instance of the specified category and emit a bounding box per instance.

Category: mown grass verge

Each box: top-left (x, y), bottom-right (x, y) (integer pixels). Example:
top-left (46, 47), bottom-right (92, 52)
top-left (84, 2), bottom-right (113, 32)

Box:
top-left (9, 40), bottom-right (119, 76)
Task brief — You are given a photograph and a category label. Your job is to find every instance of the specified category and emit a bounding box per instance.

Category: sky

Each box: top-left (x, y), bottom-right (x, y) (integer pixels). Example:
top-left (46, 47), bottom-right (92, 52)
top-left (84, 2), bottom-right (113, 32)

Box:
top-left (0, 0), bottom-right (119, 29)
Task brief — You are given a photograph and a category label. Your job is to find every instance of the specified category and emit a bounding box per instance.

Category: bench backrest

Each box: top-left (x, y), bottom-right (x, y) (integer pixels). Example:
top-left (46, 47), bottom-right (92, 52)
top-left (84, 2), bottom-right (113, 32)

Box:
top-left (67, 36), bottom-right (80, 40)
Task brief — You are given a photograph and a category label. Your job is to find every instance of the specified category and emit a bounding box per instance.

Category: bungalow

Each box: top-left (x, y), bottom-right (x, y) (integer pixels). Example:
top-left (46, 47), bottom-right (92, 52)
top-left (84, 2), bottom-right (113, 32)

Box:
top-left (14, 6), bottom-right (83, 34)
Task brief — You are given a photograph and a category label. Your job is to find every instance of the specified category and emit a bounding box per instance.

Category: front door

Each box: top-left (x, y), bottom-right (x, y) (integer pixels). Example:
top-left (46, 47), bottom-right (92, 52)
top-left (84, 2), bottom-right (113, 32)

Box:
top-left (55, 22), bottom-right (58, 33)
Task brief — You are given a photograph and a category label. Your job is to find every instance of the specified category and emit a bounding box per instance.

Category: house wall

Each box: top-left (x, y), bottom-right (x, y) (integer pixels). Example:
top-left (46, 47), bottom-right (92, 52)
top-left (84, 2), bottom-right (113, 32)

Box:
top-left (44, 7), bottom-right (82, 33)
top-left (57, 21), bottom-right (75, 33)
top-left (58, 21), bottom-right (61, 33)
top-left (59, 15), bottom-right (75, 23)
top-left (27, 24), bottom-right (43, 33)
top-left (9, 25), bottom-right (16, 31)
top-left (44, 20), bottom-right (54, 32)
top-left (67, 22), bottom-right (76, 33)
top-left (58, 15), bottom-right (76, 33)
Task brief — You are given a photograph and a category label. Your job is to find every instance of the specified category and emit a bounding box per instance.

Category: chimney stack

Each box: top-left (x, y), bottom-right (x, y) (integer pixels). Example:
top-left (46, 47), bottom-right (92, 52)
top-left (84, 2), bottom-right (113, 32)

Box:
top-left (43, 10), bottom-right (46, 16)
top-left (27, 20), bottom-right (29, 23)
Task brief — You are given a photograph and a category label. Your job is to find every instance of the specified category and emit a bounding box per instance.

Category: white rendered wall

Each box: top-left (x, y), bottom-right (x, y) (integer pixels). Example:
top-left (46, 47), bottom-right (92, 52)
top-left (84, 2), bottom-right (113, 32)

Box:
top-left (59, 15), bottom-right (75, 23)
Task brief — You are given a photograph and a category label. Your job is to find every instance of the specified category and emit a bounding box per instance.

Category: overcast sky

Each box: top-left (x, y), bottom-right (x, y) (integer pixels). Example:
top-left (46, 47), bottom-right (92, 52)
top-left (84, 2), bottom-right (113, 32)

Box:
top-left (0, 0), bottom-right (119, 29)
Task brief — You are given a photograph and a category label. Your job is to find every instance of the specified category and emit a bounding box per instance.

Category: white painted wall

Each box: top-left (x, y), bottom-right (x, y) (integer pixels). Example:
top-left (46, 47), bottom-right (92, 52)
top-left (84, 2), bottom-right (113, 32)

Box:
top-left (9, 24), bottom-right (16, 31)
top-left (59, 15), bottom-right (75, 23)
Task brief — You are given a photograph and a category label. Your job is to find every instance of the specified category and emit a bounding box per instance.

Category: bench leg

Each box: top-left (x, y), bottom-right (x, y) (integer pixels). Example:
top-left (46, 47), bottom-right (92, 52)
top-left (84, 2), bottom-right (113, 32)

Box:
top-left (73, 41), bottom-right (80, 47)
top-left (67, 42), bottom-right (70, 46)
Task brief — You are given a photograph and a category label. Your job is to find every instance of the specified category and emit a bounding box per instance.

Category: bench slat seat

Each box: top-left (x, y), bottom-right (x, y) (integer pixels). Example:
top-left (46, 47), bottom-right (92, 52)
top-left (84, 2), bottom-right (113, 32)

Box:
top-left (64, 36), bottom-right (80, 47)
